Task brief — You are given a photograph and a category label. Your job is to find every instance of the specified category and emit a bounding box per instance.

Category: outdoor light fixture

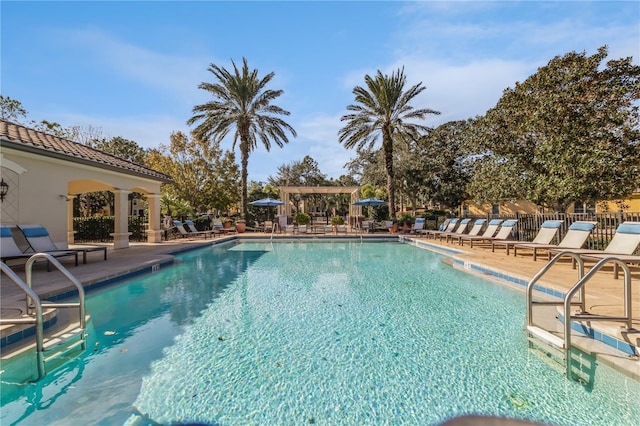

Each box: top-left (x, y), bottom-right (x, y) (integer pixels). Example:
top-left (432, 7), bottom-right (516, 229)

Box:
top-left (0, 178), bottom-right (8, 202)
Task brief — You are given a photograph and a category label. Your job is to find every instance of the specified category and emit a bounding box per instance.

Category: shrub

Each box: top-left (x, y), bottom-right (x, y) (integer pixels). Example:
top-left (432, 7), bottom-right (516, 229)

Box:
top-left (330, 215), bottom-right (345, 226)
top-left (295, 212), bottom-right (311, 225)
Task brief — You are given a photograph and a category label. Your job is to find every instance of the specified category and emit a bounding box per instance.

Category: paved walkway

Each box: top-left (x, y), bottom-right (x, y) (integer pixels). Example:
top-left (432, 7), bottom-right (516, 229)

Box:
top-left (1, 231), bottom-right (638, 378)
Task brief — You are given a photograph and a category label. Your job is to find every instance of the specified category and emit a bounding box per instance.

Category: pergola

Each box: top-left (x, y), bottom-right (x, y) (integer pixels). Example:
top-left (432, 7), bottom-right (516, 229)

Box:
top-left (277, 186), bottom-right (362, 220)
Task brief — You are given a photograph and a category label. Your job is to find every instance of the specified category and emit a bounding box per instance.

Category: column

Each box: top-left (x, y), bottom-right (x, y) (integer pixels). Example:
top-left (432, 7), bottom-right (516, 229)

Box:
top-left (146, 193), bottom-right (162, 243)
top-left (66, 195), bottom-right (77, 245)
top-left (111, 189), bottom-right (131, 249)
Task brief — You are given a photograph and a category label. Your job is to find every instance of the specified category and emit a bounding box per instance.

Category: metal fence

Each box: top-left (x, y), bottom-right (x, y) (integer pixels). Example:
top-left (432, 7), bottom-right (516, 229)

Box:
top-left (73, 216), bottom-right (147, 242)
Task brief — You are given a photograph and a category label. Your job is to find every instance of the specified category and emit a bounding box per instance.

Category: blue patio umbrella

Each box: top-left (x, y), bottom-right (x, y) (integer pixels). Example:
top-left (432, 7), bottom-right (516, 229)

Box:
top-left (353, 198), bottom-right (386, 220)
top-left (250, 197), bottom-right (285, 207)
top-left (353, 198), bottom-right (386, 206)
top-left (250, 198), bottom-right (285, 222)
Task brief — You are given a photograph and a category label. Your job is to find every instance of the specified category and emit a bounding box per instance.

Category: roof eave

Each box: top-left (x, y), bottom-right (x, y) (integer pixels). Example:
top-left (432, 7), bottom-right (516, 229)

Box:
top-left (0, 139), bottom-right (173, 184)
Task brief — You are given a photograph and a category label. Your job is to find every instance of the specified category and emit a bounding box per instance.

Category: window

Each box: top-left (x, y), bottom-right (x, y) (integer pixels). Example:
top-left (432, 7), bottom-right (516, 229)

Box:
top-left (574, 201), bottom-right (595, 214)
top-left (491, 204), bottom-right (500, 216)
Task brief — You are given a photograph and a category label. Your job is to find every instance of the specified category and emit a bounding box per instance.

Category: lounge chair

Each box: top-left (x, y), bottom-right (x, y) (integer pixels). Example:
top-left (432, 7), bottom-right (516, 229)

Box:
top-left (462, 219), bottom-right (518, 248)
top-left (436, 218), bottom-right (472, 242)
top-left (492, 220), bottom-right (562, 255)
top-left (2, 226), bottom-right (78, 270)
top-left (513, 221), bottom-right (596, 260)
top-left (184, 220), bottom-right (218, 238)
top-left (420, 218), bottom-right (458, 239)
top-left (550, 221), bottom-right (640, 278)
top-left (336, 224), bottom-right (348, 234)
top-left (17, 224), bottom-right (103, 264)
top-left (457, 219), bottom-right (503, 246)
top-left (360, 220), bottom-right (374, 233)
top-left (408, 218), bottom-right (426, 234)
top-left (212, 218), bottom-right (234, 234)
top-left (449, 219), bottom-right (486, 245)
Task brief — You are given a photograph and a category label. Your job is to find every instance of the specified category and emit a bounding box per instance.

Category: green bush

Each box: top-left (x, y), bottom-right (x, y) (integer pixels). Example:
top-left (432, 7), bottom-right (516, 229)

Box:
top-left (398, 212), bottom-right (415, 226)
top-left (295, 212), bottom-right (311, 225)
top-left (330, 215), bottom-right (345, 225)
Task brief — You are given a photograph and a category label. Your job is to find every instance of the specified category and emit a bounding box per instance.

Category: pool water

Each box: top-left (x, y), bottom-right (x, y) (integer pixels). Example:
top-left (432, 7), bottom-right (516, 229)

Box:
top-left (1, 241), bottom-right (638, 425)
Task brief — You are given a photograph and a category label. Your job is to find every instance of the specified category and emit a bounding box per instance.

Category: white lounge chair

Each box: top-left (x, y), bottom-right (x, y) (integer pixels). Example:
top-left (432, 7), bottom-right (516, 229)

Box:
top-left (449, 219), bottom-right (487, 245)
top-left (457, 219), bottom-right (503, 246)
top-left (462, 220), bottom-right (518, 248)
top-left (436, 218), bottom-right (472, 242)
top-left (408, 218), bottom-right (426, 234)
top-left (550, 221), bottom-right (640, 278)
top-left (492, 220), bottom-right (563, 255)
top-left (421, 218), bottom-right (458, 239)
top-left (184, 220), bottom-right (218, 238)
top-left (172, 220), bottom-right (210, 239)
top-left (513, 221), bottom-right (596, 260)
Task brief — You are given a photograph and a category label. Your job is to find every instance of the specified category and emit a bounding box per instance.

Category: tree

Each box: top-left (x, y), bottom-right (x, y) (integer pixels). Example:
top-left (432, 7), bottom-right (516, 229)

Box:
top-left (269, 155), bottom-right (329, 214)
top-left (90, 136), bottom-right (147, 164)
top-left (146, 131), bottom-right (240, 214)
top-left (417, 120), bottom-right (470, 209)
top-left (339, 67), bottom-right (440, 219)
top-left (467, 46), bottom-right (640, 212)
top-left (187, 57), bottom-right (297, 219)
top-left (0, 95), bottom-right (27, 122)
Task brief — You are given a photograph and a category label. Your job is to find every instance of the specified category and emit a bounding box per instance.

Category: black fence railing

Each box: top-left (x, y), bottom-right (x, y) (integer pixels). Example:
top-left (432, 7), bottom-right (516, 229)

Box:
top-left (73, 216), bottom-right (147, 242)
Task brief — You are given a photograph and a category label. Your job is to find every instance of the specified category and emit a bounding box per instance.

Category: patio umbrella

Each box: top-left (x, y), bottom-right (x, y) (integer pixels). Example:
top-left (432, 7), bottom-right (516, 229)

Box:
top-left (353, 198), bottom-right (386, 220)
top-left (352, 198), bottom-right (386, 206)
top-left (250, 197), bottom-right (285, 222)
top-left (250, 197), bottom-right (285, 207)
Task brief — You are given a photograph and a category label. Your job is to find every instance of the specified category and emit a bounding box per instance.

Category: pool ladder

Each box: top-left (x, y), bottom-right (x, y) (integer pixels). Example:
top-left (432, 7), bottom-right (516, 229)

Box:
top-left (0, 253), bottom-right (87, 381)
top-left (525, 251), bottom-right (635, 381)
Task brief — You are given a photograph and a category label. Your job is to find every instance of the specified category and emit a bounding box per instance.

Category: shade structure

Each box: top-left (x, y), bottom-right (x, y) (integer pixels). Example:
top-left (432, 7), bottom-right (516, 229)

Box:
top-left (353, 198), bottom-right (386, 206)
top-left (250, 197), bottom-right (285, 207)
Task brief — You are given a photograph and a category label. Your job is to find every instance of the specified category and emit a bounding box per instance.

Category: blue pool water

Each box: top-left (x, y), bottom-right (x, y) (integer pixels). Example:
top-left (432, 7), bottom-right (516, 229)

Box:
top-left (1, 241), bottom-right (639, 425)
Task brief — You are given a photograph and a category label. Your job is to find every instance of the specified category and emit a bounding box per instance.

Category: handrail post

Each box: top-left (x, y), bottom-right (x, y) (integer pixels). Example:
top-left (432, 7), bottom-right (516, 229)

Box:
top-left (1, 263), bottom-right (46, 379)
top-left (562, 256), bottom-right (633, 378)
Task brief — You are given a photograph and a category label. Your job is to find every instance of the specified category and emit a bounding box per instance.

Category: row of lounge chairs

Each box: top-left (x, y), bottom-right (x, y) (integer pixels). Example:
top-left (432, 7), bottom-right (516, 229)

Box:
top-left (1, 224), bottom-right (107, 270)
top-left (416, 217), bottom-right (640, 277)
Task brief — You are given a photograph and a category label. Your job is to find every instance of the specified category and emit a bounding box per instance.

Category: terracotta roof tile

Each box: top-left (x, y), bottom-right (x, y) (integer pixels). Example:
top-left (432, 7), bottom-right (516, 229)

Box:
top-left (0, 120), bottom-right (172, 183)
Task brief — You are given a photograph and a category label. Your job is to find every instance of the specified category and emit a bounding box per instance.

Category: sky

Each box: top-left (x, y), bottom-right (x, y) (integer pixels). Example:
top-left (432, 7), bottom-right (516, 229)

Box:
top-left (2, 1), bottom-right (638, 183)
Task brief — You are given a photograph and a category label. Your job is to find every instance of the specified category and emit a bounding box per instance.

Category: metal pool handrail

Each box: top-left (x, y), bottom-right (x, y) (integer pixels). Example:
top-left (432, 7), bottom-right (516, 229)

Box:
top-left (526, 251), bottom-right (635, 379)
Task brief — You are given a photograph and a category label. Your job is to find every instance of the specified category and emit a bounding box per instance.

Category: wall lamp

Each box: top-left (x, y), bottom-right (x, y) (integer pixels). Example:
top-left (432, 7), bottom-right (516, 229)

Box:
top-left (0, 178), bottom-right (8, 202)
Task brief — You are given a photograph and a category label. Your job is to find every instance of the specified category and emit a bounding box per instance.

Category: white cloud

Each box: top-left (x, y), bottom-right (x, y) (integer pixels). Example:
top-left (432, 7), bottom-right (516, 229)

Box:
top-left (57, 28), bottom-right (213, 105)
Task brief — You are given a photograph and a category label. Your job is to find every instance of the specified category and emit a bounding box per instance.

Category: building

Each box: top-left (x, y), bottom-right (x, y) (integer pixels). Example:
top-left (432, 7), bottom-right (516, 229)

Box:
top-left (0, 120), bottom-right (172, 249)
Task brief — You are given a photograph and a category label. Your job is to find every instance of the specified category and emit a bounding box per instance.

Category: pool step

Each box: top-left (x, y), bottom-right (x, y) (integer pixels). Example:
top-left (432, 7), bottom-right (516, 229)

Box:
top-left (43, 327), bottom-right (85, 365)
top-left (526, 326), bottom-right (595, 385)
top-left (526, 325), bottom-right (565, 349)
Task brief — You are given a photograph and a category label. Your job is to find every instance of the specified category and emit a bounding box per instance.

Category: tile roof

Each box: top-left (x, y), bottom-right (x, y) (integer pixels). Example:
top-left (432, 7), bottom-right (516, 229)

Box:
top-left (0, 120), bottom-right (172, 183)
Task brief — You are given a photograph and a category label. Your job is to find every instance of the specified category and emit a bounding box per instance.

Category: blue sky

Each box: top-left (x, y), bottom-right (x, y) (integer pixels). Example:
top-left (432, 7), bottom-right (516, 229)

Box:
top-left (2, 1), bottom-right (638, 183)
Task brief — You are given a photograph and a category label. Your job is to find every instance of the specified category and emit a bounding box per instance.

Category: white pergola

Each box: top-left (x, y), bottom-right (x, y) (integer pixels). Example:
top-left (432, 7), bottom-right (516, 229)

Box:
top-left (277, 186), bottom-right (362, 220)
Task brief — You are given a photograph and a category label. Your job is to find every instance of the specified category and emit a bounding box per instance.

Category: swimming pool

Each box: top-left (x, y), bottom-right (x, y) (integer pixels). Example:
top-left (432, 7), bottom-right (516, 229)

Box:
top-left (1, 241), bottom-right (638, 425)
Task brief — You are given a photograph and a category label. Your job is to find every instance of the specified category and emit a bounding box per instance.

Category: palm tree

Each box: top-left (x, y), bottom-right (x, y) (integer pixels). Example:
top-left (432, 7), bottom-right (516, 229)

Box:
top-left (338, 68), bottom-right (439, 219)
top-left (187, 58), bottom-right (296, 218)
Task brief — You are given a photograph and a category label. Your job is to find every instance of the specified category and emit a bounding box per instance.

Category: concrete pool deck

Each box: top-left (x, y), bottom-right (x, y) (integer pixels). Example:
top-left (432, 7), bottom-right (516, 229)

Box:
top-left (1, 231), bottom-right (638, 379)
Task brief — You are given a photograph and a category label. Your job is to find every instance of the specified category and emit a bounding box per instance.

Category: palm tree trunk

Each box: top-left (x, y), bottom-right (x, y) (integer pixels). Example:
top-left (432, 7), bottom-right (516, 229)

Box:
top-left (382, 131), bottom-right (396, 219)
top-left (240, 138), bottom-right (249, 218)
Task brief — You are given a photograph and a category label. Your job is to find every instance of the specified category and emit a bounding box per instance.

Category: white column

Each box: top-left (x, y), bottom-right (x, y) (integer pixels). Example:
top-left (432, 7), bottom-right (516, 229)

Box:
top-left (146, 193), bottom-right (162, 243)
top-left (111, 189), bottom-right (132, 249)
top-left (66, 195), bottom-right (77, 245)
